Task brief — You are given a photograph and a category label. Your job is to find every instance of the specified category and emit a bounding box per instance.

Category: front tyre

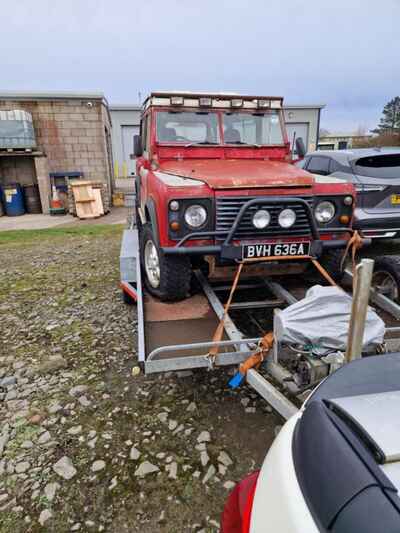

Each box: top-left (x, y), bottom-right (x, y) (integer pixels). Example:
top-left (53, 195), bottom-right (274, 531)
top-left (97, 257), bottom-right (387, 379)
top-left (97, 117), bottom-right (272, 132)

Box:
top-left (140, 224), bottom-right (191, 301)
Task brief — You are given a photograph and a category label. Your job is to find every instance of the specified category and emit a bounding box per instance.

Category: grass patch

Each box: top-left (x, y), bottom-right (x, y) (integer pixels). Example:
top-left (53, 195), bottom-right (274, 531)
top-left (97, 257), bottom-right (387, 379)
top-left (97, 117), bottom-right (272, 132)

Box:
top-left (0, 224), bottom-right (124, 245)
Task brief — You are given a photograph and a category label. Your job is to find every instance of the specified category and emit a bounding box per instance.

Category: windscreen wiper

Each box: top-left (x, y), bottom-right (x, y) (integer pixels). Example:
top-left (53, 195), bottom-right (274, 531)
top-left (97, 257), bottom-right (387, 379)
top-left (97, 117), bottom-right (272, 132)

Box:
top-left (185, 141), bottom-right (220, 147)
top-left (227, 141), bottom-right (262, 148)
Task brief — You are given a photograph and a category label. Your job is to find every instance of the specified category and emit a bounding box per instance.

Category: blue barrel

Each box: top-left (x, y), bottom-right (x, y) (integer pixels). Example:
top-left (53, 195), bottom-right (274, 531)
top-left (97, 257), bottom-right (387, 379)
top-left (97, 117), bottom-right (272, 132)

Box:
top-left (2, 183), bottom-right (26, 216)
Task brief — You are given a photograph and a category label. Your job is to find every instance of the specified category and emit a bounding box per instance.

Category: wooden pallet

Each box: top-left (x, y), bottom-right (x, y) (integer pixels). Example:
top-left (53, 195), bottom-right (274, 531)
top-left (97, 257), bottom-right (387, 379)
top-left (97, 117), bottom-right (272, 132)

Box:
top-left (71, 181), bottom-right (104, 219)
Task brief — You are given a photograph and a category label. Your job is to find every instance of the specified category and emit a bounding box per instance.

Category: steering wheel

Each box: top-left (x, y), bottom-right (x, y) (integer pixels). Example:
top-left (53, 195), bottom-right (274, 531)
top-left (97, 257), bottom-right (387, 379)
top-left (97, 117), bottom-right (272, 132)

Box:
top-left (175, 136), bottom-right (188, 141)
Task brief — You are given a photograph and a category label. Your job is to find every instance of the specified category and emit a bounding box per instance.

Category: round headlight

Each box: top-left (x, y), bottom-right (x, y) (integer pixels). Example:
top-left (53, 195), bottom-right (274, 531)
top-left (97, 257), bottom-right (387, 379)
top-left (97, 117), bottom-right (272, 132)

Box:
top-left (184, 205), bottom-right (207, 228)
top-left (253, 209), bottom-right (271, 229)
top-left (278, 208), bottom-right (296, 228)
top-left (343, 196), bottom-right (353, 206)
top-left (169, 200), bottom-right (180, 211)
top-left (315, 201), bottom-right (335, 223)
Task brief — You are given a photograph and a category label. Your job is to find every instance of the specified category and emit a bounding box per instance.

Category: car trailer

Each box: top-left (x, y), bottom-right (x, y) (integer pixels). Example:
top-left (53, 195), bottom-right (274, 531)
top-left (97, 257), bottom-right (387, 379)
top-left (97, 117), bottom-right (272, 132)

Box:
top-left (120, 227), bottom-right (400, 421)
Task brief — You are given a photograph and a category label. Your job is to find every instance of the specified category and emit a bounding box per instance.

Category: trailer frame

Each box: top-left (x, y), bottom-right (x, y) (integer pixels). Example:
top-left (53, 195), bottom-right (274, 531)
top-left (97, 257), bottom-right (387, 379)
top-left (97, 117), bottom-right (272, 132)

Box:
top-left (121, 227), bottom-right (400, 421)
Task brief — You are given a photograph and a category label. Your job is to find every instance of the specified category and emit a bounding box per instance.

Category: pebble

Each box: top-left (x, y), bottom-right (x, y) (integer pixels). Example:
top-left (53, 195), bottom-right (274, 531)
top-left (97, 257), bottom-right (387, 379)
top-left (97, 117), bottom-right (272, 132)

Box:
top-left (38, 431), bottom-right (51, 444)
top-left (108, 477), bottom-right (118, 490)
top-left (87, 437), bottom-right (98, 449)
top-left (29, 413), bottom-right (43, 425)
top-left (134, 461), bottom-right (160, 478)
top-left (67, 425), bottom-right (82, 435)
top-left (200, 450), bottom-right (210, 467)
top-left (167, 461), bottom-right (178, 479)
top-left (78, 395), bottom-right (91, 407)
top-left (168, 420), bottom-right (178, 431)
top-left (53, 456), bottom-right (77, 480)
top-left (39, 509), bottom-right (52, 526)
top-left (15, 461), bottom-right (30, 474)
top-left (5, 390), bottom-right (17, 401)
top-left (129, 446), bottom-right (141, 460)
top-left (197, 431), bottom-right (211, 443)
top-left (202, 465), bottom-right (216, 484)
top-left (69, 385), bottom-right (88, 397)
top-left (186, 402), bottom-right (197, 412)
top-left (91, 460), bottom-right (106, 472)
top-left (48, 402), bottom-right (63, 414)
top-left (0, 427), bottom-right (10, 457)
top-left (218, 451), bottom-right (233, 467)
top-left (176, 370), bottom-right (193, 378)
top-left (0, 376), bottom-right (17, 387)
top-left (44, 482), bottom-right (59, 502)
top-left (157, 412), bottom-right (168, 423)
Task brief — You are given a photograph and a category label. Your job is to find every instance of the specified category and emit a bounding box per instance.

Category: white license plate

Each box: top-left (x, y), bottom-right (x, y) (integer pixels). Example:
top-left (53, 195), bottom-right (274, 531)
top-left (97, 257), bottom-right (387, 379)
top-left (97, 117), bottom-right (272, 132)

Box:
top-left (243, 241), bottom-right (310, 259)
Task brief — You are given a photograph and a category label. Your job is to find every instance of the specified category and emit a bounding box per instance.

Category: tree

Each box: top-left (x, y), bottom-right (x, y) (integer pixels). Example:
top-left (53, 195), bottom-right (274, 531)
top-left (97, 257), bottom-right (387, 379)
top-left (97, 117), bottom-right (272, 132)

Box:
top-left (372, 97), bottom-right (400, 134)
top-left (319, 128), bottom-right (330, 137)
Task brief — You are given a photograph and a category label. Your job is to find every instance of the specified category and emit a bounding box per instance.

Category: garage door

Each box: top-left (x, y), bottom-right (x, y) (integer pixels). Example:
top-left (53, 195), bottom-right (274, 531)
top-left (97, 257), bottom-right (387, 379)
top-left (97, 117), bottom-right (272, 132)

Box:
top-left (121, 125), bottom-right (139, 176)
top-left (285, 123), bottom-right (309, 155)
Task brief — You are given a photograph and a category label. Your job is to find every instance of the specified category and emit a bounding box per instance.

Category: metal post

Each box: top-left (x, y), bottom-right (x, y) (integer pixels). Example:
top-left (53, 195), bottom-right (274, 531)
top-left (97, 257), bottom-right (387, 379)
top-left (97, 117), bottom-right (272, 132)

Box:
top-left (346, 258), bottom-right (375, 362)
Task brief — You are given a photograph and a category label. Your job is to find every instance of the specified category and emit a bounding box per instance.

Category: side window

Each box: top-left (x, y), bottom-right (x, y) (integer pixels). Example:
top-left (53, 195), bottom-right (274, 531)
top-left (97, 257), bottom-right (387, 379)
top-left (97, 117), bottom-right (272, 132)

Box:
top-left (307, 156), bottom-right (331, 176)
top-left (141, 116), bottom-right (148, 153)
top-left (329, 159), bottom-right (341, 174)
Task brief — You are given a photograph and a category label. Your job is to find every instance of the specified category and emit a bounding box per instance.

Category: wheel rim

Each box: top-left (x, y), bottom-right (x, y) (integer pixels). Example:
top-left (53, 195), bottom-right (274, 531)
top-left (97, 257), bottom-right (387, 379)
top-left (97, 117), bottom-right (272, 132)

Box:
top-left (372, 270), bottom-right (399, 301)
top-left (144, 239), bottom-right (161, 288)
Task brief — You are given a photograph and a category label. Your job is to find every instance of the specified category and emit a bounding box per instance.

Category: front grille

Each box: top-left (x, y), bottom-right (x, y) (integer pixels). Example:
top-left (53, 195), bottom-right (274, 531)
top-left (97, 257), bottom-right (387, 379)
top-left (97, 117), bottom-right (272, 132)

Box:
top-left (215, 195), bottom-right (314, 240)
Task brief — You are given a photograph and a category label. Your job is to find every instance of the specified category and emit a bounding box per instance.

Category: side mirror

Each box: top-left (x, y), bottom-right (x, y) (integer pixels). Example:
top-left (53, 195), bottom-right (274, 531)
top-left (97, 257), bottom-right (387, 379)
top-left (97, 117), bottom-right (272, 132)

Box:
top-left (133, 135), bottom-right (143, 157)
top-left (295, 137), bottom-right (306, 159)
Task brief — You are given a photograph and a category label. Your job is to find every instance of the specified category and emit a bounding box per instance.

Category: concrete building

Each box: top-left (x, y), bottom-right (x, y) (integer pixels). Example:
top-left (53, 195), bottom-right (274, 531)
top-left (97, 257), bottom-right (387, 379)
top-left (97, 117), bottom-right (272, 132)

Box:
top-left (0, 91), bottom-right (113, 213)
top-left (283, 104), bottom-right (325, 155)
top-left (110, 106), bottom-right (141, 178)
top-left (318, 133), bottom-right (373, 151)
top-left (110, 103), bottom-right (325, 177)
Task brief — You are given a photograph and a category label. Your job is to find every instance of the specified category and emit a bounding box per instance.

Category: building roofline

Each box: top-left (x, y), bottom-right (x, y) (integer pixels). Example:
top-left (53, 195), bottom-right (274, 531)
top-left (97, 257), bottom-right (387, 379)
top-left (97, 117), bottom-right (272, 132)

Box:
top-left (284, 104), bottom-right (326, 109)
top-left (0, 90), bottom-right (105, 101)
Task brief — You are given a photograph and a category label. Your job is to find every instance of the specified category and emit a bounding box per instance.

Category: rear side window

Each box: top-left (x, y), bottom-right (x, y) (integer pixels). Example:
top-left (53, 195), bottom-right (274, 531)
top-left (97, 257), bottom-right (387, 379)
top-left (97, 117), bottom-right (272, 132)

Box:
top-left (353, 154), bottom-right (400, 178)
top-left (307, 156), bottom-right (331, 175)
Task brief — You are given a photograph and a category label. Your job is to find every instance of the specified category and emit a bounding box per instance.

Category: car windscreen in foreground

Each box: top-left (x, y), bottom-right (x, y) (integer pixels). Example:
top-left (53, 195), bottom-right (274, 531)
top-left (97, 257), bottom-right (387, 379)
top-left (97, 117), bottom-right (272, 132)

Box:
top-left (353, 153), bottom-right (400, 178)
top-left (223, 111), bottom-right (284, 145)
top-left (156, 111), bottom-right (220, 144)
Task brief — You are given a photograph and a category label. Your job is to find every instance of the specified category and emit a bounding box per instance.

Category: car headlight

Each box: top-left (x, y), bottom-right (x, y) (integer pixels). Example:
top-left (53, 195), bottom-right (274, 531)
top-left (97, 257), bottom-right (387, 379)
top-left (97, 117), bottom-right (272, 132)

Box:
top-left (184, 205), bottom-right (207, 228)
top-left (253, 209), bottom-right (271, 229)
top-left (315, 201), bottom-right (335, 223)
top-left (278, 208), bottom-right (296, 228)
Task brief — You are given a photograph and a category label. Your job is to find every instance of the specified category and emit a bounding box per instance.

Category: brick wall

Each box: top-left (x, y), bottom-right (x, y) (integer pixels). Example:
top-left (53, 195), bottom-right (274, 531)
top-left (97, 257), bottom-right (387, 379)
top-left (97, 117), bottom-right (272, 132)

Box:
top-left (0, 99), bottom-right (111, 183)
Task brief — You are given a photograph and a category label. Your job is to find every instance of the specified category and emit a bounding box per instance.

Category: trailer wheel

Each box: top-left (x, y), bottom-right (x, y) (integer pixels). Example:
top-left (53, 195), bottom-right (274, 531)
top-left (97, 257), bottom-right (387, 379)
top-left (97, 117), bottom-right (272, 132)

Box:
top-left (140, 224), bottom-right (191, 301)
top-left (315, 249), bottom-right (345, 283)
top-left (372, 256), bottom-right (400, 302)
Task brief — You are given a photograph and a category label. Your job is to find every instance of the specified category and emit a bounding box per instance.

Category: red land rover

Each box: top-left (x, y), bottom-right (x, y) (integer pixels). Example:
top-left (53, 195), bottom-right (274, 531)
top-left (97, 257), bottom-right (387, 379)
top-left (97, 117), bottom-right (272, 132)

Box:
top-left (133, 92), bottom-right (355, 301)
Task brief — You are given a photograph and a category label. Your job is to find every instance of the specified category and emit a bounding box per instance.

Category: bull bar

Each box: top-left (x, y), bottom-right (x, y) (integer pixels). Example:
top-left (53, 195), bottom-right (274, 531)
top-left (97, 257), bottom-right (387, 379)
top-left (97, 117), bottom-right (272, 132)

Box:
top-left (162, 196), bottom-right (363, 256)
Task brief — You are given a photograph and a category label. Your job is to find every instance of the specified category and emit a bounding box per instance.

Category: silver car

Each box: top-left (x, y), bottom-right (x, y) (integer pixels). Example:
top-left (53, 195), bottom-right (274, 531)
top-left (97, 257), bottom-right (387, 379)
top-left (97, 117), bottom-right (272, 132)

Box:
top-left (295, 148), bottom-right (400, 238)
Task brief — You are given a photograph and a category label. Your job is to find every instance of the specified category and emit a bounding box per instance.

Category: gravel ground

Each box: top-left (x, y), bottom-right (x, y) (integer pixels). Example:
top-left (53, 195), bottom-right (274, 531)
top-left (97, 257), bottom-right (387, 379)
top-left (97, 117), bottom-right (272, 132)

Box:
top-left (0, 225), bottom-right (280, 532)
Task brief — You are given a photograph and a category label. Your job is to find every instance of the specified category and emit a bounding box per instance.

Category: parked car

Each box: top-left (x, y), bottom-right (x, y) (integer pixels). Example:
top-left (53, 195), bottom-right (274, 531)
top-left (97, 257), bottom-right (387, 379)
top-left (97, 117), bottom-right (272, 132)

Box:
top-left (295, 148), bottom-right (400, 239)
top-left (133, 91), bottom-right (356, 301)
top-left (221, 353), bottom-right (400, 532)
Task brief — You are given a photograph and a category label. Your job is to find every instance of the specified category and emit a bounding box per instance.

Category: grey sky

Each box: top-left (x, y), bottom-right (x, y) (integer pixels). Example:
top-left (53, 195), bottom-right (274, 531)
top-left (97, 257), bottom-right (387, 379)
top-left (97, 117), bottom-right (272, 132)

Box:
top-left (1, 0), bottom-right (399, 132)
